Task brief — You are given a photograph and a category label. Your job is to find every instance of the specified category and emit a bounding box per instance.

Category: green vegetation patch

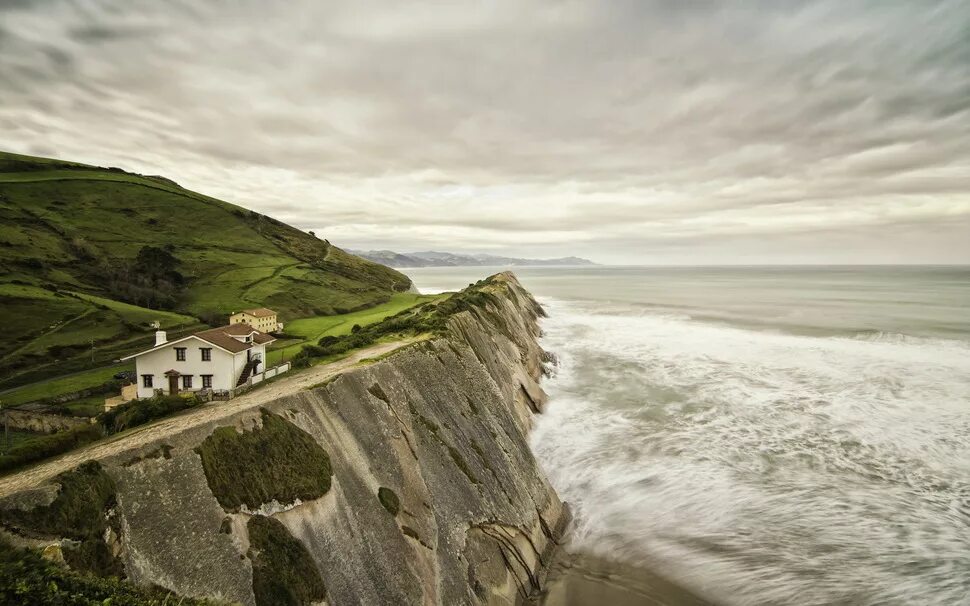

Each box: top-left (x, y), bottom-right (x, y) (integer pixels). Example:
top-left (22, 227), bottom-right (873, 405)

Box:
top-left (0, 460), bottom-right (121, 577)
top-left (0, 149), bottom-right (411, 388)
top-left (247, 515), bottom-right (326, 606)
top-left (0, 395), bottom-right (198, 475)
top-left (1, 460), bottom-right (115, 540)
top-left (266, 293), bottom-right (442, 366)
top-left (291, 276), bottom-right (504, 368)
top-left (0, 536), bottom-right (219, 606)
top-left (1, 365), bottom-right (126, 407)
top-left (195, 409), bottom-right (332, 511)
top-left (0, 424), bottom-right (104, 475)
top-left (100, 394), bottom-right (200, 434)
top-left (377, 487), bottom-right (400, 516)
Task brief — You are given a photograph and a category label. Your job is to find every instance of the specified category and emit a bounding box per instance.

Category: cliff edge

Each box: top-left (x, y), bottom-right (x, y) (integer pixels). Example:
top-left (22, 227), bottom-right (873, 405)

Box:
top-left (0, 272), bottom-right (569, 606)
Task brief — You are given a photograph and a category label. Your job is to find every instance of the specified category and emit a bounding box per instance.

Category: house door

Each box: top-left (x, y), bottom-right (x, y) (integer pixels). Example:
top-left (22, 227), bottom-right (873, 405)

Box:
top-left (168, 375), bottom-right (179, 395)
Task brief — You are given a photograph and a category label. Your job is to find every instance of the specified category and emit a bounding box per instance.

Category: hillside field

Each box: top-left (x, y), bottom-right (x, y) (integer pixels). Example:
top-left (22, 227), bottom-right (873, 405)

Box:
top-left (0, 151), bottom-right (411, 390)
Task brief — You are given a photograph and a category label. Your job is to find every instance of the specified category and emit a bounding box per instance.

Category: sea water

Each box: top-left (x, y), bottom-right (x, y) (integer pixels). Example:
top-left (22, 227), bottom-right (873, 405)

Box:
top-left (404, 266), bottom-right (970, 605)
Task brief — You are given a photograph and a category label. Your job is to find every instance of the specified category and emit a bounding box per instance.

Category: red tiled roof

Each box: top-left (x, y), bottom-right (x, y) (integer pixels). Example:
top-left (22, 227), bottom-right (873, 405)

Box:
top-left (121, 323), bottom-right (275, 360)
top-left (194, 323), bottom-right (275, 353)
top-left (235, 308), bottom-right (277, 318)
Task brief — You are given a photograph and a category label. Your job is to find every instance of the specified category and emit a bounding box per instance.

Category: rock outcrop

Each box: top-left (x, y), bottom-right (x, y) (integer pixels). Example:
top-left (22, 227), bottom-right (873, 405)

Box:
top-left (0, 273), bottom-right (569, 606)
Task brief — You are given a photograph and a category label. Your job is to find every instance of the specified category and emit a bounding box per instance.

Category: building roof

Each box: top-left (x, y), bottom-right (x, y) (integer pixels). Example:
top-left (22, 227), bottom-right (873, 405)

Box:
top-left (120, 323), bottom-right (275, 360)
top-left (234, 307), bottom-right (277, 318)
top-left (194, 324), bottom-right (275, 353)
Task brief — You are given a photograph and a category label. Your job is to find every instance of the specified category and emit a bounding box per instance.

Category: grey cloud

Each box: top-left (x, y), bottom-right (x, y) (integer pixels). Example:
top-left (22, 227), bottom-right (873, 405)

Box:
top-left (1, 0), bottom-right (968, 263)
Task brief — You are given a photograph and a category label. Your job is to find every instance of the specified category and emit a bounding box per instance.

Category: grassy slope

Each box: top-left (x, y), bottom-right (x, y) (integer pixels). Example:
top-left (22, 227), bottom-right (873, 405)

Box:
top-left (266, 292), bottom-right (445, 365)
top-left (0, 150), bottom-right (411, 388)
top-left (1, 366), bottom-right (125, 407)
top-left (0, 294), bottom-right (442, 409)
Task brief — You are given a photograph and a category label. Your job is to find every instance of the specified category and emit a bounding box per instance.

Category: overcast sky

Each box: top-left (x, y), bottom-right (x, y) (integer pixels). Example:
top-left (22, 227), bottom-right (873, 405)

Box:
top-left (2, 1), bottom-right (968, 264)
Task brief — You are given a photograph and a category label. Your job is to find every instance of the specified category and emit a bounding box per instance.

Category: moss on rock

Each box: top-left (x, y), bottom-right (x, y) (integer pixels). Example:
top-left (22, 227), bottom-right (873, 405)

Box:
top-left (247, 515), bottom-right (326, 606)
top-left (195, 408), bottom-right (332, 512)
top-left (0, 460), bottom-right (122, 578)
top-left (0, 460), bottom-right (115, 540)
top-left (377, 487), bottom-right (400, 516)
top-left (0, 536), bottom-right (217, 605)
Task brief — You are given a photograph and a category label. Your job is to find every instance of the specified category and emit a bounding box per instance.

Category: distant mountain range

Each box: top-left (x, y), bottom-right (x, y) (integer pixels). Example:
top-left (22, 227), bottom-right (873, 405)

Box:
top-left (350, 249), bottom-right (597, 268)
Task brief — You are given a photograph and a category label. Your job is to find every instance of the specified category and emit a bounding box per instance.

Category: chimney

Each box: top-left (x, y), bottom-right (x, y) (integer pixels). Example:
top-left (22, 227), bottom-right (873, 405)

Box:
top-left (155, 330), bottom-right (167, 346)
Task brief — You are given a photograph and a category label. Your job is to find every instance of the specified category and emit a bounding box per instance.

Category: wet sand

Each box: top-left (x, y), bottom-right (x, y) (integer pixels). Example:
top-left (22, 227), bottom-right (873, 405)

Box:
top-left (535, 550), bottom-right (715, 606)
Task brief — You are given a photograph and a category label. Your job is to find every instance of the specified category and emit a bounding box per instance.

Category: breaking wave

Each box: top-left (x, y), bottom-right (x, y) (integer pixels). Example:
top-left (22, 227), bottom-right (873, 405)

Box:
top-left (531, 298), bottom-right (970, 605)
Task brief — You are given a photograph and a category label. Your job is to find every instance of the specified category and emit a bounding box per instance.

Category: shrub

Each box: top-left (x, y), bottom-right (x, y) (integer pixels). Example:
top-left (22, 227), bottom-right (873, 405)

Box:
top-left (0, 460), bottom-right (123, 578)
top-left (0, 460), bottom-right (115, 540)
top-left (247, 515), bottom-right (326, 606)
top-left (0, 395), bottom-right (201, 475)
top-left (0, 536), bottom-right (216, 605)
top-left (20, 257), bottom-right (45, 270)
top-left (377, 487), bottom-right (400, 516)
top-left (197, 310), bottom-right (227, 327)
top-left (98, 394), bottom-right (199, 434)
top-left (0, 424), bottom-right (104, 474)
top-left (195, 409), bottom-right (332, 511)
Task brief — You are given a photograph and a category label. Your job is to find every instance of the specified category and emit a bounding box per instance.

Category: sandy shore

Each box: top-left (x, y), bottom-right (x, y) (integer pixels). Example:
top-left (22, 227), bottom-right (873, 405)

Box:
top-left (535, 550), bottom-right (715, 606)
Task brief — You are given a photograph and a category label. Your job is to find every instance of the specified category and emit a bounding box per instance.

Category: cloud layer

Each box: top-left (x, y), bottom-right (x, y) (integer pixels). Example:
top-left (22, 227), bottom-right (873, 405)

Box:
top-left (2, 0), bottom-right (968, 263)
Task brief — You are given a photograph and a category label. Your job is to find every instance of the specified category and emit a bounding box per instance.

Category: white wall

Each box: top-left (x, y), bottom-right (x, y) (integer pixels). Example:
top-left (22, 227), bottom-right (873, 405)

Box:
top-left (134, 337), bottom-right (242, 398)
top-left (248, 361), bottom-right (291, 387)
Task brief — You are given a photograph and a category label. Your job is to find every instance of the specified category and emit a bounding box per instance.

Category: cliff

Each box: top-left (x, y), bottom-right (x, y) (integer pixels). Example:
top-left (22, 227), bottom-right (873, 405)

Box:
top-left (0, 273), bottom-right (569, 605)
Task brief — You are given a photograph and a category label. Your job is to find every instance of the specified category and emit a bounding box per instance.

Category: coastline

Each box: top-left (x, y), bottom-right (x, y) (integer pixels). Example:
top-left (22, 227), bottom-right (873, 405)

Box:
top-left (535, 550), bottom-right (714, 606)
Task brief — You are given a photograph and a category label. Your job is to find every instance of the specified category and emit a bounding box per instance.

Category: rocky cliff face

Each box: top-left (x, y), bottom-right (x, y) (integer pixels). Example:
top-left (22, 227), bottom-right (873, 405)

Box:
top-left (0, 273), bottom-right (569, 606)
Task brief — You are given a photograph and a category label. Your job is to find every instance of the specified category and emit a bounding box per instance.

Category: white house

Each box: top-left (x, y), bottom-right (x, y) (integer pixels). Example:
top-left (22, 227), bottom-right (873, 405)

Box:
top-left (121, 323), bottom-right (276, 399)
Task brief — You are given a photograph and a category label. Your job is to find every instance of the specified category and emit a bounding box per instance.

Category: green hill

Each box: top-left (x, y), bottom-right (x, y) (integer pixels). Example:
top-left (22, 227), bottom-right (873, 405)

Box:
top-left (0, 151), bottom-right (412, 388)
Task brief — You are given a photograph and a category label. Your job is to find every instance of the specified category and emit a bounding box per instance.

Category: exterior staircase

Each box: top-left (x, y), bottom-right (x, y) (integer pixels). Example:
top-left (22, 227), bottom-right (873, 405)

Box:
top-left (236, 357), bottom-right (261, 386)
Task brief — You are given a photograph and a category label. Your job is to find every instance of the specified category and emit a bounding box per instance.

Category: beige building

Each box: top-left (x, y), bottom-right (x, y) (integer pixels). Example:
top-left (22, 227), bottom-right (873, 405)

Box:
top-left (229, 308), bottom-right (282, 333)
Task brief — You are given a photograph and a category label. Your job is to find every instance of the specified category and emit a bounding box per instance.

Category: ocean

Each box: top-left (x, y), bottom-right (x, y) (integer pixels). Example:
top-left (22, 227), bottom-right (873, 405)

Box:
top-left (404, 266), bottom-right (970, 606)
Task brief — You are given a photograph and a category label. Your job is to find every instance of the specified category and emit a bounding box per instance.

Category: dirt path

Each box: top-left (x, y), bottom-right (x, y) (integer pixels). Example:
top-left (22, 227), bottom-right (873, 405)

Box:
top-left (0, 338), bottom-right (420, 497)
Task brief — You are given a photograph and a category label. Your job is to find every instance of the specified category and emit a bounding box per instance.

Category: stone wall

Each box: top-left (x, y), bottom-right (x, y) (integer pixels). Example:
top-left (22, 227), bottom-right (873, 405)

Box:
top-left (0, 409), bottom-right (90, 434)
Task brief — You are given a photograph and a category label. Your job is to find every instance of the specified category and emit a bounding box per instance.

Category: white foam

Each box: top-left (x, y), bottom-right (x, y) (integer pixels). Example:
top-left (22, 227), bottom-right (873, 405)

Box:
top-left (531, 298), bottom-right (970, 605)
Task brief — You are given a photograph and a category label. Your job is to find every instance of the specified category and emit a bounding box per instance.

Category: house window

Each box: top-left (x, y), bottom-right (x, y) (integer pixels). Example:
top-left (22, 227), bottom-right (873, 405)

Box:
top-left (175, 347), bottom-right (186, 361)
top-left (182, 375), bottom-right (193, 389)
top-left (142, 374), bottom-right (153, 388)
top-left (201, 374), bottom-right (213, 389)
top-left (201, 348), bottom-right (212, 361)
